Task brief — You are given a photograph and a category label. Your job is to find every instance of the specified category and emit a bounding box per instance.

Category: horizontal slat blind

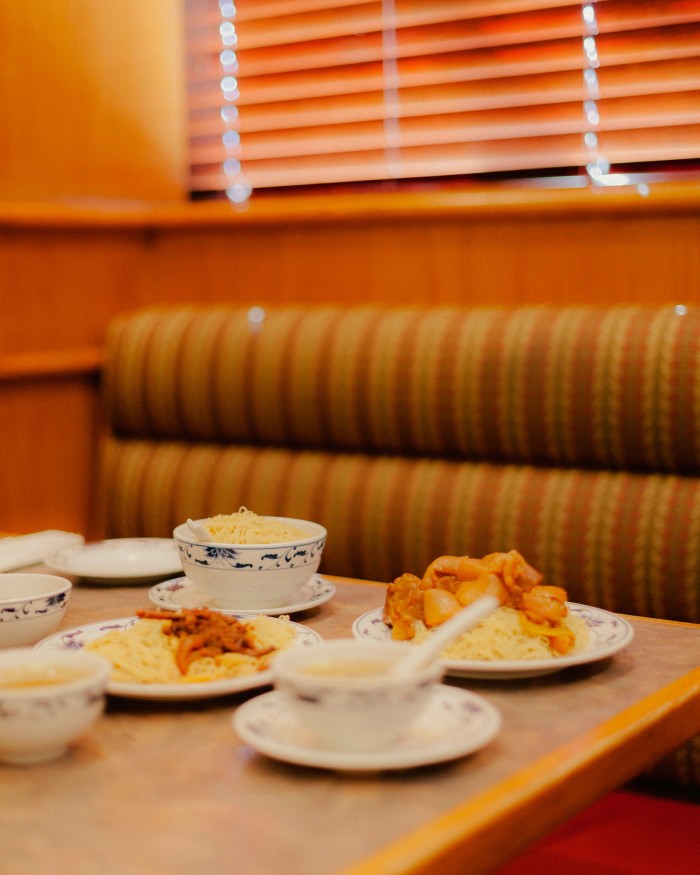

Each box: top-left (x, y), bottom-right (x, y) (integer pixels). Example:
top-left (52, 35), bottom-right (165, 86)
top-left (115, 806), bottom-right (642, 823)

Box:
top-left (185, 0), bottom-right (700, 197)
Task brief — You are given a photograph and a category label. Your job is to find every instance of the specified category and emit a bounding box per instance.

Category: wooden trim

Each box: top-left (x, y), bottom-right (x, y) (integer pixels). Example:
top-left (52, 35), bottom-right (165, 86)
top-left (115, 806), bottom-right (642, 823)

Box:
top-left (343, 664), bottom-right (700, 875)
top-left (0, 181), bottom-right (699, 230)
top-left (0, 346), bottom-right (104, 383)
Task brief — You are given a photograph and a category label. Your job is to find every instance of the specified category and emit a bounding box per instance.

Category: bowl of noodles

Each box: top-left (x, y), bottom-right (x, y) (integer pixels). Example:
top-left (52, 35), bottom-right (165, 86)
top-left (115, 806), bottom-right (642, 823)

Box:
top-left (173, 508), bottom-right (327, 610)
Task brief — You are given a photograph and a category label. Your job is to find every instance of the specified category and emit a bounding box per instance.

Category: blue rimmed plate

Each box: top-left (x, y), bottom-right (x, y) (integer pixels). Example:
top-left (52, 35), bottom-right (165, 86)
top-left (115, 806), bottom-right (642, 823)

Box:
top-left (352, 603), bottom-right (634, 680)
top-left (36, 616), bottom-right (323, 700)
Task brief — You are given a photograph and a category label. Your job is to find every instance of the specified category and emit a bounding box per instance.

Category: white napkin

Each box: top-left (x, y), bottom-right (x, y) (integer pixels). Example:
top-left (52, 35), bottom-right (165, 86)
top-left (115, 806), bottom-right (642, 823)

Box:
top-left (0, 530), bottom-right (85, 572)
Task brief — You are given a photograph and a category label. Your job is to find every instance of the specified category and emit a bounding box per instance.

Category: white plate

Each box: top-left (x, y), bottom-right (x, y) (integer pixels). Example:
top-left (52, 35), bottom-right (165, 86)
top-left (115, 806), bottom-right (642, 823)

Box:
top-left (35, 616), bottom-right (323, 700)
top-left (352, 603), bottom-right (634, 679)
top-left (233, 685), bottom-right (501, 771)
top-left (148, 574), bottom-right (336, 616)
top-left (44, 538), bottom-right (183, 584)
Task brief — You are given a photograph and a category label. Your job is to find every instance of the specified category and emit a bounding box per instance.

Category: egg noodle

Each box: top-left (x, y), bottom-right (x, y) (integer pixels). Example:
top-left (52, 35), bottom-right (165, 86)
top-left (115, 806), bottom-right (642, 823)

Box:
top-left (85, 614), bottom-right (296, 684)
top-left (412, 606), bottom-right (590, 661)
top-left (204, 507), bottom-right (309, 544)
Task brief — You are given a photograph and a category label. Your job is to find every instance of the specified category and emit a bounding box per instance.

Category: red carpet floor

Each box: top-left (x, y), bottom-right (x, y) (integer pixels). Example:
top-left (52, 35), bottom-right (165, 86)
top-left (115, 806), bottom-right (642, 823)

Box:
top-left (494, 790), bottom-right (699, 875)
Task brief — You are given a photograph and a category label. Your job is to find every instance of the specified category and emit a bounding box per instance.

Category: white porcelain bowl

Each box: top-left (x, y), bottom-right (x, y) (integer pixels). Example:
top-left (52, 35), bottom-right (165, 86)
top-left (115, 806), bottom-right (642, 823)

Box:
top-left (272, 638), bottom-right (444, 752)
top-left (0, 647), bottom-right (111, 764)
top-left (172, 517), bottom-right (327, 609)
top-left (0, 573), bottom-right (72, 648)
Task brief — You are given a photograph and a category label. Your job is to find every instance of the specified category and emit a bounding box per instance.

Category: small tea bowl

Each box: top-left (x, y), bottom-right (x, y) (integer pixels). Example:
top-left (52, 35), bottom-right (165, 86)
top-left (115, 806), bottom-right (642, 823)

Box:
top-left (0, 647), bottom-right (111, 764)
top-left (271, 638), bottom-right (444, 753)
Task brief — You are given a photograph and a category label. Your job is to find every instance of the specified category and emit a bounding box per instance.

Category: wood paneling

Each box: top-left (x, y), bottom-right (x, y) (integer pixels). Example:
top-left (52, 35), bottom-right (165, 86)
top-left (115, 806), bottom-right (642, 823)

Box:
top-left (0, 376), bottom-right (101, 535)
top-left (132, 206), bottom-right (699, 310)
top-left (0, 0), bottom-right (186, 203)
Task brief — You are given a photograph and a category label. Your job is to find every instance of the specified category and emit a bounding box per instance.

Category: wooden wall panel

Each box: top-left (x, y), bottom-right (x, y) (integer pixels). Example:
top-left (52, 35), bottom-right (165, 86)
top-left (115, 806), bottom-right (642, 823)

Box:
top-left (0, 0), bottom-right (186, 203)
top-left (0, 377), bottom-right (100, 535)
top-left (131, 211), bottom-right (700, 310)
top-left (0, 229), bottom-right (148, 352)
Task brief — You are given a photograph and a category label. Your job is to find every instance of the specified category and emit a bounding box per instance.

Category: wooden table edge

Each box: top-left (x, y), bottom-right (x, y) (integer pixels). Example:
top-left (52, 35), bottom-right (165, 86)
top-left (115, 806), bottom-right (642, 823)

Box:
top-left (341, 666), bottom-right (700, 875)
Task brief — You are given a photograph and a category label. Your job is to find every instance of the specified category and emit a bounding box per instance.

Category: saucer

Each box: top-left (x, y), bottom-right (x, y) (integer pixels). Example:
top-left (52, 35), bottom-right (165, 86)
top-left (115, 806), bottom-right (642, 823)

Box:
top-left (233, 685), bottom-right (501, 771)
top-left (44, 538), bottom-right (182, 584)
top-left (148, 574), bottom-right (336, 616)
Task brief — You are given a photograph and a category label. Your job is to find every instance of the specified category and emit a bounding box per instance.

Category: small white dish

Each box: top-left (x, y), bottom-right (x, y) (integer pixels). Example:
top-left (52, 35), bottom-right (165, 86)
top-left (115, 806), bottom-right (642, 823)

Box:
top-left (233, 685), bottom-right (501, 771)
top-left (35, 617), bottom-right (323, 700)
top-left (148, 574), bottom-right (335, 616)
top-left (352, 604), bottom-right (634, 679)
top-left (44, 539), bottom-right (182, 584)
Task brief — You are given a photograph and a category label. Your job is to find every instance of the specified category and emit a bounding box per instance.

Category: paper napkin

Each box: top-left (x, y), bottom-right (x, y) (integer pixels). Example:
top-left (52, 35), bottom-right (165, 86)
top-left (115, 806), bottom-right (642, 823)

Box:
top-left (0, 530), bottom-right (85, 572)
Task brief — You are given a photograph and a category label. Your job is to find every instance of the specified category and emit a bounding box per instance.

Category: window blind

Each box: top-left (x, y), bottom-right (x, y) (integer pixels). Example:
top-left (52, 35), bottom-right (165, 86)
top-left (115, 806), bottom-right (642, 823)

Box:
top-left (184, 0), bottom-right (700, 199)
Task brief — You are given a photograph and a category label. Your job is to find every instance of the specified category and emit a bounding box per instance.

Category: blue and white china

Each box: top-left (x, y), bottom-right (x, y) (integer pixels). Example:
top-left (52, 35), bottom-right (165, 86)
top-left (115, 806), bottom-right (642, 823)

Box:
top-left (0, 573), bottom-right (71, 648)
top-left (173, 517), bottom-right (326, 609)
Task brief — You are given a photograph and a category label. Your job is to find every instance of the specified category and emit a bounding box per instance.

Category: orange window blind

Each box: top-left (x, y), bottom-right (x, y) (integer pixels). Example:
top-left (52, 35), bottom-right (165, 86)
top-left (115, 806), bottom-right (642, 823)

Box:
top-left (184, 0), bottom-right (700, 199)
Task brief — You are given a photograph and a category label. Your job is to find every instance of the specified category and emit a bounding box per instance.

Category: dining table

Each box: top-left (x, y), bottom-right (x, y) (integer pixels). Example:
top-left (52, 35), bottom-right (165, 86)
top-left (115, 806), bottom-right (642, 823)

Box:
top-left (1, 566), bottom-right (699, 875)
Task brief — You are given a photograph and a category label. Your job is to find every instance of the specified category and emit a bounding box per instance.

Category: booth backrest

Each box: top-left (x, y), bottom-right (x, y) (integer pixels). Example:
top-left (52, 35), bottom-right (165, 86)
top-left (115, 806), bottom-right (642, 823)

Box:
top-left (98, 304), bottom-right (700, 626)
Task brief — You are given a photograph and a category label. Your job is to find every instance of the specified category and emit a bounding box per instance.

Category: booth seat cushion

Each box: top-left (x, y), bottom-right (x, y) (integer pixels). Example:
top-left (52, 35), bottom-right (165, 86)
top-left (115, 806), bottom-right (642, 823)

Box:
top-left (495, 789), bottom-right (700, 875)
top-left (98, 438), bottom-right (700, 624)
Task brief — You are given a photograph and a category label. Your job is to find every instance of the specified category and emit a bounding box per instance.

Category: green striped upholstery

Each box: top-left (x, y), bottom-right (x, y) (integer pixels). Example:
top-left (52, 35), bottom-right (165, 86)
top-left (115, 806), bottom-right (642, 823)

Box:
top-left (97, 439), bottom-right (700, 624)
top-left (98, 304), bottom-right (700, 790)
top-left (105, 305), bottom-right (700, 473)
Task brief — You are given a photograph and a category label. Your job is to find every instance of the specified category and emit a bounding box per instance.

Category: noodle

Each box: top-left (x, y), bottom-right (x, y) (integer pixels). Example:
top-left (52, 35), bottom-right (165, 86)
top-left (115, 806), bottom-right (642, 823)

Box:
top-left (203, 507), bottom-right (309, 544)
top-left (412, 607), bottom-right (590, 661)
top-left (85, 614), bottom-right (296, 684)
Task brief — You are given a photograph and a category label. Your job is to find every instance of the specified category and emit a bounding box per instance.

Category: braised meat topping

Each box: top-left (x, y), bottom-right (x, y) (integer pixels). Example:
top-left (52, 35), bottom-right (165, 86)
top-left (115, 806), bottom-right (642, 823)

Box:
top-left (136, 607), bottom-right (275, 675)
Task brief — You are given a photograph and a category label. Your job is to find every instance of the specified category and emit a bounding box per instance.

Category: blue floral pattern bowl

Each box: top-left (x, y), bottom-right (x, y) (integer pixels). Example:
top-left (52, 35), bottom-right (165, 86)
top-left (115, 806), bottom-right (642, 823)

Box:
top-left (172, 518), bottom-right (327, 609)
top-left (0, 574), bottom-right (72, 648)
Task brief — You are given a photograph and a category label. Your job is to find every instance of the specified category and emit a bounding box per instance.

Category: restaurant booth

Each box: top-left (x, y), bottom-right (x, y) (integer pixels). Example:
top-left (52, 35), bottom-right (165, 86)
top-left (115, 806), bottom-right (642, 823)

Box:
top-left (96, 303), bottom-right (700, 872)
